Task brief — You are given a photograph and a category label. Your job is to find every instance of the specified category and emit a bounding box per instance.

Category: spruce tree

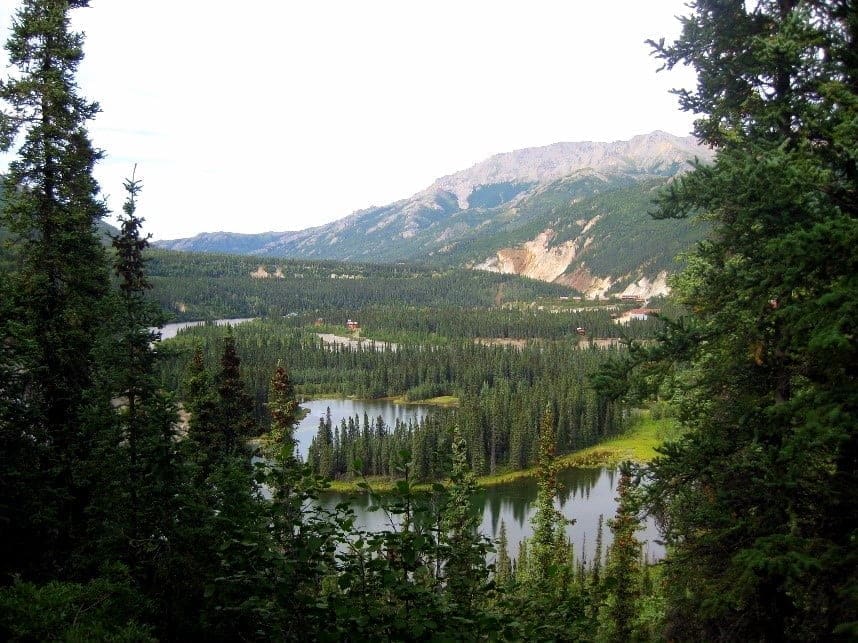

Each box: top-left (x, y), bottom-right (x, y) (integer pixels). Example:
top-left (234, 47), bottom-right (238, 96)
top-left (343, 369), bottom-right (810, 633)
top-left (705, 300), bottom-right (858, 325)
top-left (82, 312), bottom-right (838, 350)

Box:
top-left (214, 331), bottom-right (255, 452)
top-left (91, 171), bottom-right (178, 556)
top-left (107, 171), bottom-right (175, 557)
top-left (441, 428), bottom-right (488, 611)
top-left (528, 404), bottom-right (568, 580)
top-left (495, 521), bottom-right (512, 587)
top-left (268, 363), bottom-right (298, 458)
top-left (0, 0), bottom-right (111, 579)
top-left (600, 462), bottom-right (642, 643)
top-left (184, 345), bottom-right (219, 458)
top-left (640, 1), bottom-right (858, 639)
top-left (85, 171), bottom-right (190, 633)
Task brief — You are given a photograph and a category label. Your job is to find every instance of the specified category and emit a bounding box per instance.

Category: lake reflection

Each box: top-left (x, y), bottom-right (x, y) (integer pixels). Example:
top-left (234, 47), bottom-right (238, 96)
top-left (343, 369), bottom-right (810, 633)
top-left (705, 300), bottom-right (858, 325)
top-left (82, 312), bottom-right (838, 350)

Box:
top-left (479, 467), bottom-right (663, 564)
top-left (318, 467), bottom-right (664, 565)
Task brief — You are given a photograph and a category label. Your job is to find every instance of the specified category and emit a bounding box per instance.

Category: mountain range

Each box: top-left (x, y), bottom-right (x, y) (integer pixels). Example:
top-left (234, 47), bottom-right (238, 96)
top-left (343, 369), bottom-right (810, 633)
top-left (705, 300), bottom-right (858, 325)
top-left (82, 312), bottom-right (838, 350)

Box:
top-left (157, 131), bottom-right (714, 298)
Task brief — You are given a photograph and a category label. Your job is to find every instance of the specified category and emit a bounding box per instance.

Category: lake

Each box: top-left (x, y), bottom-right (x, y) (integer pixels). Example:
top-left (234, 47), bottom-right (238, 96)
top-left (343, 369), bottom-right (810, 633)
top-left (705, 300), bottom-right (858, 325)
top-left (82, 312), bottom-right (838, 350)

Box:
top-left (158, 325), bottom-right (663, 564)
top-left (316, 465), bottom-right (663, 566)
top-left (293, 399), bottom-right (663, 565)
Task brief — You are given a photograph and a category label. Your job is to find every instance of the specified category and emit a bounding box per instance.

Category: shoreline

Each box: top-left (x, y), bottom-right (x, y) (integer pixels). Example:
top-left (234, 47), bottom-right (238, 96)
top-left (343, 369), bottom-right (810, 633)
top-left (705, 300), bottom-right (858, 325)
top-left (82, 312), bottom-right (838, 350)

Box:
top-left (323, 414), bottom-right (679, 494)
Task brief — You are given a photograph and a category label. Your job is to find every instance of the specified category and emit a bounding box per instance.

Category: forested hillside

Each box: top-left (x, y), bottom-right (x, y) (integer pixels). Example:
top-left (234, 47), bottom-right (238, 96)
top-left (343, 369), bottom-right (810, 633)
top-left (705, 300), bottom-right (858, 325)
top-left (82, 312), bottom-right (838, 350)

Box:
top-left (452, 175), bottom-right (708, 295)
top-left (146, 248), bottom-right (573, 321)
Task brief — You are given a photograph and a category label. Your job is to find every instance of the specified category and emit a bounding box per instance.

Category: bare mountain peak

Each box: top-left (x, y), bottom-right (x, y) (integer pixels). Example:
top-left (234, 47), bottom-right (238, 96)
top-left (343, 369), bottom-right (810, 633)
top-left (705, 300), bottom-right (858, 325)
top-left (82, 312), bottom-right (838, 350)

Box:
top-left (422, 131), bottom-right (710, 209)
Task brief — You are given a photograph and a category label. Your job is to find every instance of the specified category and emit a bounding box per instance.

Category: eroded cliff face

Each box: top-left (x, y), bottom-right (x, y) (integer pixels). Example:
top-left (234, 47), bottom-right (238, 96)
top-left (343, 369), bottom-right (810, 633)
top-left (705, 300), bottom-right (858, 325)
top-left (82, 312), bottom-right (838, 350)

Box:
top-left (475, 230), bottom-right (585, 283)
top-left (553, 267), bottom-right (614, 299)
top-left (616, 271), bottom-right (669, 299)
top-left (476, 222), bottom-right (672, 299)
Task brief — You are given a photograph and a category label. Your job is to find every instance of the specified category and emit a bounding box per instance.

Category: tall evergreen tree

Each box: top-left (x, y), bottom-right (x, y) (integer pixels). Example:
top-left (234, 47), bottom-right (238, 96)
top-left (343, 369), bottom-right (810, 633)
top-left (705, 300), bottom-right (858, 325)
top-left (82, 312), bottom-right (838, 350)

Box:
top-left (528, 404), bottom-right (568, 580)
top-left (86, 170), bottom-right (192, 632)
top-left (88, 171), bottom-right (174, 547)
top-left (214, 331), bottom-right (255, 452)
top-left (105, 170), bottom-right (176, 558)
top-left (441, 428), bottom-right (488, 611)
top-left (600, 462), bottom-right (642, 643)
top-left (0, 0), bottom-right (111, 579)
top-left (184, 345), bottom-right (219, 457)
top-left (638, 1), bottom-right (858, 639)
top-left (268, 362), bottom-right (298, 457)
top-left (179, 338), bottom-right (270, 637)
top-left (495, 521), bottom-right (512, 587)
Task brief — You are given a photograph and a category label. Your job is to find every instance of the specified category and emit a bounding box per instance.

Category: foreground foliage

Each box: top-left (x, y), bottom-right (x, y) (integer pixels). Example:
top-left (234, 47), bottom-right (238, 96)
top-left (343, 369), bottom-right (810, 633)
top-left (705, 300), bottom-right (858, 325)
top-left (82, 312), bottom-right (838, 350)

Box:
top-left (596, 1), bottom-right (858, 639)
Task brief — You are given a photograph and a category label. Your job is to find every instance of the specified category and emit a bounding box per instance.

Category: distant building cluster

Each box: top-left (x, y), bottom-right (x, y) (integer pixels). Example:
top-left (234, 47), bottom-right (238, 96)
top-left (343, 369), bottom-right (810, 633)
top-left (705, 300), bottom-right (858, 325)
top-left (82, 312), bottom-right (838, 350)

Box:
top-left (629, 308), bottom-right (658, 320)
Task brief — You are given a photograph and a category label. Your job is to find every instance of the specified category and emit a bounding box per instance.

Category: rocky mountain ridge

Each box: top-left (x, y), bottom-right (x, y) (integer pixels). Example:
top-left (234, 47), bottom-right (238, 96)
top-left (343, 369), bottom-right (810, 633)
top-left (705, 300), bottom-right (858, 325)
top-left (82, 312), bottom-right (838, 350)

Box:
top-left (425, 131), bottom-right (705, 210)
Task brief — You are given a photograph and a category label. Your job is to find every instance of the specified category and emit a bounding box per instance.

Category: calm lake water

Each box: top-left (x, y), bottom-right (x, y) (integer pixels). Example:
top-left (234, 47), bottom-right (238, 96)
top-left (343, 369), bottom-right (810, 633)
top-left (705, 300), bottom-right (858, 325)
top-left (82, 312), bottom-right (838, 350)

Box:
top-left (295, 400), bottom-right (663, 565)
top-left (317, 466), bottom-right (663, 565)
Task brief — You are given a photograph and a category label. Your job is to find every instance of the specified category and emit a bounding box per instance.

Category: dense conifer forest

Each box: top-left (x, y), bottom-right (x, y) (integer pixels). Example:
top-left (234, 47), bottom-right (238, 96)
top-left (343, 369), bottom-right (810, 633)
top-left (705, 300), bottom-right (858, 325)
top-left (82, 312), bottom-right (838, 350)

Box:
top-left (146, 248), bottom-right (573, 321)
top-left (0, 1), bottom-right (855, 641)
top-left (158, 320), bottom-right (627, 479)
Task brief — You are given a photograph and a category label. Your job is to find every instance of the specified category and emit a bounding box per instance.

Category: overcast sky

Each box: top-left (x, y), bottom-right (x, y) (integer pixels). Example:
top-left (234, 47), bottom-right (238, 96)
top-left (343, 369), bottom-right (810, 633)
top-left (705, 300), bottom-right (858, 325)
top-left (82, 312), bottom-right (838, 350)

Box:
top-left (0, 1), bottom-right (697, 240)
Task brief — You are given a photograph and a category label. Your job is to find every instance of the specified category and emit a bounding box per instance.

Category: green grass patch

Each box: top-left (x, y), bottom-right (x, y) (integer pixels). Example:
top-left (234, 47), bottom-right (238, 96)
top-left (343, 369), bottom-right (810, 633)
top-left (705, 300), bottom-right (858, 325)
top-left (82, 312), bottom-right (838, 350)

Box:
top-left (424, 395), bottom-right (459, 406)
top-left (476, 414), bottom-right (682, 486)
top-left (326, 476), bottom-right (442, 494)
top-left (559, 424), bottom-right (662, 467)
top-left (386, 394), bottom-right (460, 406)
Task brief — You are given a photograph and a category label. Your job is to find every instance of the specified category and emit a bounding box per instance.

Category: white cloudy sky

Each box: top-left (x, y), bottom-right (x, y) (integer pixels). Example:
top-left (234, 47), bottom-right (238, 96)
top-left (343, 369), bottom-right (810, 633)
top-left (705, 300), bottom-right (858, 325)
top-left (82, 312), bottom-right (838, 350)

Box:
top-left (0, 1), bottom-right (697, 240)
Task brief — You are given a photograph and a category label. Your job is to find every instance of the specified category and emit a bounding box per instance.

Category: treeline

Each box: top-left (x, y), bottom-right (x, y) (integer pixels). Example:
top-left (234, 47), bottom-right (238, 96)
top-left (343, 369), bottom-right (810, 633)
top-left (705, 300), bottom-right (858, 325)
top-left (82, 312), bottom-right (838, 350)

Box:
top-left (307, 411), bottom-right (455, 480)
top-left (159, 320), bottom-right (625, 476)
top-left (323, 303), bottom-right (667, 342)
top-left (304, 383), bottom-right (618, 482)
top-left (146, 247), bottom-right (573, 321)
